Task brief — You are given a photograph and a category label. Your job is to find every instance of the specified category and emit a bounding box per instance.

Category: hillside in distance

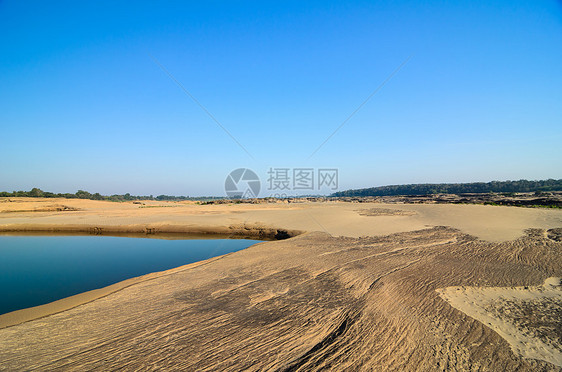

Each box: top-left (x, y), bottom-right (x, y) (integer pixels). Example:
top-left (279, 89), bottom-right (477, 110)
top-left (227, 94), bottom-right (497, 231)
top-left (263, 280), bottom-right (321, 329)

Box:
top-left (332, 179), bottom-right (562, 197)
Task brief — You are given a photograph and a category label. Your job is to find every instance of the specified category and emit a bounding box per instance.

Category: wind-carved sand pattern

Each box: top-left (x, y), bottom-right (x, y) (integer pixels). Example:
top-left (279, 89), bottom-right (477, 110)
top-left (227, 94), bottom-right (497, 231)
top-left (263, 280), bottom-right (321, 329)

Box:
top-left (437, 277), bottom-right (562, 367)
top-left (356, 208), bottom-right (416, 216)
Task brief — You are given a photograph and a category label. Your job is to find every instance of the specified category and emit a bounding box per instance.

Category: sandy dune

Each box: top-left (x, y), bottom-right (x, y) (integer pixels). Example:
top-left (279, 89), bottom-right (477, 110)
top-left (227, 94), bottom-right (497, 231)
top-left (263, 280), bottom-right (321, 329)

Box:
top-left (0, 198), bottom-right (562, 370)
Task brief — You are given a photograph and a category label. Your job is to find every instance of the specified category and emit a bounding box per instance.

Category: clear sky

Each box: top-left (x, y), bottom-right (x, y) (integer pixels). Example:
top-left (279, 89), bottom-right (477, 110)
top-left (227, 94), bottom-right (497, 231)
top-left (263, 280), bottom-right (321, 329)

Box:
top-left (1, 1), bottom-right (561, 196)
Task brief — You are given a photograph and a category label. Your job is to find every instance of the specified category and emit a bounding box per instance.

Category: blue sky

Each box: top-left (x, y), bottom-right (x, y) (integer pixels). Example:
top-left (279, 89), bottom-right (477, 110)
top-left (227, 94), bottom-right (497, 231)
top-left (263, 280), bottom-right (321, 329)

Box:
top-left (1, 1), bottom-right (561, 196)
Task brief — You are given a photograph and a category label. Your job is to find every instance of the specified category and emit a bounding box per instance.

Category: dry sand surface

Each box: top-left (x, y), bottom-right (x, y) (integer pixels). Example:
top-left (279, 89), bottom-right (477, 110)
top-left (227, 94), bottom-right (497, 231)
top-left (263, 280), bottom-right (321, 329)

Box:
top-left (0, 198), bottom-right (562, 370)
top-left (438, 278), bottom-right (562, 367)
top-left (1, 197), bottom-right (561, 241)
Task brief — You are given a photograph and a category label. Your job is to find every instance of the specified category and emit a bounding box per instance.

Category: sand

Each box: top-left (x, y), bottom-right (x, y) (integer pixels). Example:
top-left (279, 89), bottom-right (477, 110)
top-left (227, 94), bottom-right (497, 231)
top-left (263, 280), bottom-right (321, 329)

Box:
top-left (1, 197), bottom-right (561, 241)
top-left (0, 198), bottom-right (561, 370)
top-left (438, 278), bottom-right (562, 367)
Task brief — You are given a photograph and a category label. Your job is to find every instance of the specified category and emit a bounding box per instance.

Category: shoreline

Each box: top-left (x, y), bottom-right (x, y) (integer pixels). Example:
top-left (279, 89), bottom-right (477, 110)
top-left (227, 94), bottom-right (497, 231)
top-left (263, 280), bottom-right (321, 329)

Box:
top-left (0, 236), bottom-right (276, 329)
top-left (0, 223), bottom-right (302, 240)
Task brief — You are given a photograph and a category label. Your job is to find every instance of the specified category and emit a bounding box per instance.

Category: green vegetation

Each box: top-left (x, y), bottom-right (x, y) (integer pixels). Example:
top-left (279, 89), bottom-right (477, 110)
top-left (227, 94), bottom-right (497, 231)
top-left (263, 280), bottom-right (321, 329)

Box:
top-left (0, 188), bottom-right (225, 202)
top-left (332, 179), bottom-right (562, 197)
top-left (531, 204), bottom-right (562, 209)
top-left (3, 180), bottom-right (561, 203)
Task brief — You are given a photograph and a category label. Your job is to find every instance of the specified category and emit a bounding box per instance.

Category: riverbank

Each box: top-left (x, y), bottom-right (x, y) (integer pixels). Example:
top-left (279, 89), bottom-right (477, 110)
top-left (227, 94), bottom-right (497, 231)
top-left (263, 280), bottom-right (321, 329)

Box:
top-left (0, 198), bottom-right (561, 370)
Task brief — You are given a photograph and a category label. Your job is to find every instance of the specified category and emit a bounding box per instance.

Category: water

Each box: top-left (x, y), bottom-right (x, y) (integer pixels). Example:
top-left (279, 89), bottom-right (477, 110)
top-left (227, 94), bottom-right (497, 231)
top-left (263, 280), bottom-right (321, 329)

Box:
top-left (0, 235), bottom-right (261, 315)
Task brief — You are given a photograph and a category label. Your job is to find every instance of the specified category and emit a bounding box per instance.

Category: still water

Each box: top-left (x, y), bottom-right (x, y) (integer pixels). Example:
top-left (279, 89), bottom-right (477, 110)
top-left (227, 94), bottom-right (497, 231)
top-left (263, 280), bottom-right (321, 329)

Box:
top-left (0, 235), bottom-right (260, 315)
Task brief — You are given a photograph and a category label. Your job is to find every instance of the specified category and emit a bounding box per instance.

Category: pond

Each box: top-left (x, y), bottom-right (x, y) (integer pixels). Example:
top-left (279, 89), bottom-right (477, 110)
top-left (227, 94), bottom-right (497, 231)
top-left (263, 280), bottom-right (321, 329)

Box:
top-left (0, 235), bottom-right (261, 315)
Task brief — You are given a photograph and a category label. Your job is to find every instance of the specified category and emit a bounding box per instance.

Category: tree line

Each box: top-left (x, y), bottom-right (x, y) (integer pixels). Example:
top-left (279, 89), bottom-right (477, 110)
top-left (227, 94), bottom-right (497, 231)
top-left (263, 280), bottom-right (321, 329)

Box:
top-left (331, 179), bottom-right (562, 197)
top-left (0, 188), bottom-right (222, 202)
top-left (3, 179), bottom-right (561, 201)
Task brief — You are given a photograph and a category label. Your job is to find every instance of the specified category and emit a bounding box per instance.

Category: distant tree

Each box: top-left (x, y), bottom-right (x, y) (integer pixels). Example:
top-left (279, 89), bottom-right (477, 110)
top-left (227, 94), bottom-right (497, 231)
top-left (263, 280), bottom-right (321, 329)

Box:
top-left (29, 188), bottom-right (44, 197)
top-left (75, 190), bottom-right (92, 199)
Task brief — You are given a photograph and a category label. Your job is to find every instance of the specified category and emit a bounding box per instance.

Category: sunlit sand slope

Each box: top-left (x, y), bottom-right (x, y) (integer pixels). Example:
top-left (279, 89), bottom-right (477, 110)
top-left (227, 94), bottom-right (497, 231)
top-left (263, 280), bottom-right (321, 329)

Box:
top-left (1, 226), bottom-right (561, 370)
